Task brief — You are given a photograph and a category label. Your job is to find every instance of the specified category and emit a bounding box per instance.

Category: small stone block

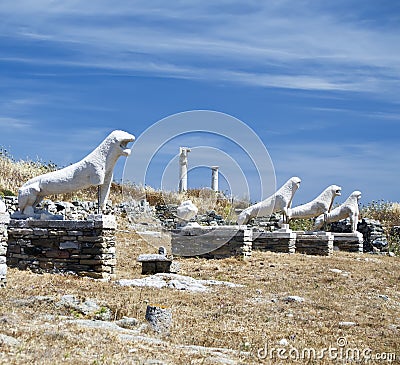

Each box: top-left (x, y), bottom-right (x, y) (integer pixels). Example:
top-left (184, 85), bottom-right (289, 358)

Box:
top-left (59, 241), bottom-right (80, 250)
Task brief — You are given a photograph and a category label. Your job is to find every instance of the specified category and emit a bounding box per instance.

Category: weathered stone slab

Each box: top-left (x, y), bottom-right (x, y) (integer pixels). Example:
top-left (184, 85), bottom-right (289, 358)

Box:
top-left (59, 241), bottom-right (81, 250)
top-left (333, 232), bottom-right (363, 253)
top-left (171, 225), bottom-right (252, 259)
top-left (137, 254), bottom-right (170, 262)
top-left (295, 231), bottom-right (333, 256)
top-left (252, 228), bottom-right (296, 254)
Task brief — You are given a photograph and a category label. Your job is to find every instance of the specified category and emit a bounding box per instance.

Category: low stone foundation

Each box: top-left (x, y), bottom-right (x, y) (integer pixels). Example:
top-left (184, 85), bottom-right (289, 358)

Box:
top-left (0, 212), bottom-right (10, 287)
top-left (172, 226), bottom-right (252, 259)
top-left (7, 215), bottom-right (116, 279)
top-left (252, 227), bottom-right (296, 254)
top-left (295, 232), bottom-right (334, 256)
top-left (333, 232), bottom-right (363, 253)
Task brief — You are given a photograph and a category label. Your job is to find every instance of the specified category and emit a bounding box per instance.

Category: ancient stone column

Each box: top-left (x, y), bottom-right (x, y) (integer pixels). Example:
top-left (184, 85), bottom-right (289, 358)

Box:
top-left (179, 147), bottom-right (190, 192)
top-left (211, 166), bottom-right (219, 192)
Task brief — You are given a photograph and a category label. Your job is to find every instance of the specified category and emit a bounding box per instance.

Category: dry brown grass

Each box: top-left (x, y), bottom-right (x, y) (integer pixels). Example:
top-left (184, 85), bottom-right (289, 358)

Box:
top-left (1, 219), bottom-right (399, 364)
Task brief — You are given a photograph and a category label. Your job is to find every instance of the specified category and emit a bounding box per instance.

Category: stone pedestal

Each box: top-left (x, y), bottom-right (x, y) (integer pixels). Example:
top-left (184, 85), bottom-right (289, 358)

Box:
top-left (333, 232), bottom-right (363, 253)
top-left (0, 212), bottom-right (10, 287)
top-left (171, 225), bottom-right (252, 259)
top-left (137, 254), bottom-right (179, 275)
top-left (7, 215), bottom-right (116, 279)
top-left (252, 227), bottom-right (296, 254)
top-left (296, 231), bottom-right (334, 256)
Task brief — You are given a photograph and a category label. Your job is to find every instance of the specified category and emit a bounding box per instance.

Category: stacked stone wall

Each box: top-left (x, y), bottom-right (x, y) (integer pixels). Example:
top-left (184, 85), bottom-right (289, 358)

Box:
top-left (172, 226), bottom-right (252, 259)
top-left (7, 215), bottom-right (116, 279)
top-left (0, 213), bottom-right (9, 286)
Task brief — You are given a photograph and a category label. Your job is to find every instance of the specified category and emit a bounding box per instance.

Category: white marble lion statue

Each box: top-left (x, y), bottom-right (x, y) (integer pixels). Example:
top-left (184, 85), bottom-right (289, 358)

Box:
top-left (284, 184), bottom-right (342, 222)
top-left (314, 190), bottom-right (361, 232)
top-left (237, 176), bottom-right (301, 225)
top-left (17, 130), bottom-right (135, 217)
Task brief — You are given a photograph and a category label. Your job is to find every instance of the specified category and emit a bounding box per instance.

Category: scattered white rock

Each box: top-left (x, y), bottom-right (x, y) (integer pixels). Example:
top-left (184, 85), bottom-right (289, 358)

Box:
top-left (139, 231), bottom-right (162, 238)
top-left (283, 296), bottom-right (305, 303)
top-left (69, 319), bottom-right (124, 331)
top-left (198, 278), bottom-right (243, 288)
top-left (69, 319), bottom-right (146, 334)
top-left (176, 200), bottom-right (198, 221)
top-left (388, 252), bottom-right (395, 257)
top-left (167, 279), bottom-right (206, 292)
top-left (339, 321), bottom-right (357, 327)
top-left (116, 317), bottom-right (140, 330)
top-left (116, 277), bottom-right (167, 289)
top-left (143, 359), bottom-right (167, 365)
top-left (56, 295), bottom-right (111, 319)
top-left (116, 273), bottom-right (243, 293)
top-left (119, 334), bottom-right (166, 345)
top-left (279, 338), bottom-right (289, 346)
top-left (329, 268), bottom-right (350, 277)
top-left (78, 299), bottom-right (102, 315)
top-left (0, 333), bottom-right (21, 347)
top-left (12, 295), bottom-right (55, 306)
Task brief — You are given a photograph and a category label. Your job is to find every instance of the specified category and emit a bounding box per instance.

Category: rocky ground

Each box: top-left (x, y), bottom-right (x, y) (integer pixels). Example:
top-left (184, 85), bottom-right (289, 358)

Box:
top-left (0, 224), bottom-right (399, 364)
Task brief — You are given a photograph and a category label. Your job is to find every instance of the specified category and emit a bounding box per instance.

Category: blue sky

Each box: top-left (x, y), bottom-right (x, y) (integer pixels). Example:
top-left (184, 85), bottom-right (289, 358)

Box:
top-left (0, 1), bottom-right (399, 205)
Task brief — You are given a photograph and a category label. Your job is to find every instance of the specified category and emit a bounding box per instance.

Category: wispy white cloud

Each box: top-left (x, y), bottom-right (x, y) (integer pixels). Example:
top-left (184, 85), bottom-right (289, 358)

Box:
top-left (0, 117), bottom-right (32, 129)
top-left (0, 1), bottom-right (399, 94)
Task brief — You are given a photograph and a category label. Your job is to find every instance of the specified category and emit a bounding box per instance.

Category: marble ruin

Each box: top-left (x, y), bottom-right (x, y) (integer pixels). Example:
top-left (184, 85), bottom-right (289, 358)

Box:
top-left (314, 191), bottom-right (361, 232)
top-left (237, 176), bottom-right (301, 225)
top-left (178, 147), bottom-right (190, 192)
top-left (285, 184), bottom-right (342, 221)
top-left (211, 166), bottom-right (219, 192)
top-left (17, 130), bottom-right (134, 217)
top-left (176, 200), bottom-right (198, 221)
